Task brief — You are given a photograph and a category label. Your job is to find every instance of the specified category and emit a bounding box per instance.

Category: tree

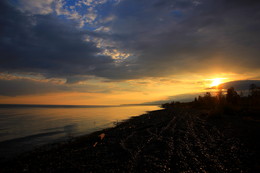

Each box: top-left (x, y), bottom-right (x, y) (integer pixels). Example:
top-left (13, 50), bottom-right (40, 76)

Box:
top-left (216, 89), bottom-right (225, 104)
top-left (249, 84), bottom-right (259, 97)
top-left (226, 87), bottom-right (239, 104)
top-left (250, 84), bottom-right (257, 95)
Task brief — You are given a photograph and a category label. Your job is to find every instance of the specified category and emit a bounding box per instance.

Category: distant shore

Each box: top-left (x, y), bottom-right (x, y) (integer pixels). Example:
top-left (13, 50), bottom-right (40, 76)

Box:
top-left (1, 107), bottom-right (259, 172)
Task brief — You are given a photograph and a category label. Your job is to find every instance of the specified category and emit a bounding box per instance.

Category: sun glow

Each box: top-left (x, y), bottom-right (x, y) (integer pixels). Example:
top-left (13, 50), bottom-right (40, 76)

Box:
top-left (209, 78), bottom-right (225, 87)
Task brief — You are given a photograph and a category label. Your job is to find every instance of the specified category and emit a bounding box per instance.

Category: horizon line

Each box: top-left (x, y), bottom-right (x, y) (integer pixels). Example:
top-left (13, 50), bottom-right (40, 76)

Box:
top-left (0, 103), bottom-right (160, 108)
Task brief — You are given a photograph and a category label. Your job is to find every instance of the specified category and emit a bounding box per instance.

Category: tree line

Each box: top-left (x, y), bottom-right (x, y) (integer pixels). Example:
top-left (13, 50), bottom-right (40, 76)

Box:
top-left (161, 84), bottom-right (260, 116)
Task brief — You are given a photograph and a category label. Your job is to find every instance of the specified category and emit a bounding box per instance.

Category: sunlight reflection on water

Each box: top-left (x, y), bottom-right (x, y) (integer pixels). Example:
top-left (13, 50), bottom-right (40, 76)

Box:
top-left (0, 105), bottom-right (159, 157)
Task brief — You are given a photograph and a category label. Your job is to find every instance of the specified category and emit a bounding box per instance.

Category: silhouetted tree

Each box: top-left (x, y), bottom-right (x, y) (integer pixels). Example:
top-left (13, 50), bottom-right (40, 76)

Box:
top-left (216, 89), bottom-right (225, 104)
top-left (248, 84), bottom-right (260, 106)
top-left (226, 87), bottom-right (239, 104)
top-left (162, 84), bottom-right (260, 113)
top-left (249, 84), bottom-right (257, 96)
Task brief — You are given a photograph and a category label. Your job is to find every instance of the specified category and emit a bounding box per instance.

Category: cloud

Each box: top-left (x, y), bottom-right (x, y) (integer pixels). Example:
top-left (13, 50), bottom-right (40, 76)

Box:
top-left (18, 0), bottom-right (54, 15)
top-left (0, 1), bottom-right (115, 81)
top-left (220, 80), bottom-right (260, 91)
top-left (0, 78), bottom-right (69, 96)
top-left (0, 77), bottom-right (113, 96)
top-left (1, 0), bottom-right (260, 81)
top-left (144, 93), bottom-right (202, 105)
top-left (99, 0), bottom-right (260, 78)
top-left (144, 80), bottom-right (260, 105)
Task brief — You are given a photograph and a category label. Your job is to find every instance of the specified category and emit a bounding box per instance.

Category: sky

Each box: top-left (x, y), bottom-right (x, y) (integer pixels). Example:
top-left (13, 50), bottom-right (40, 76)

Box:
top-left (0, 0), bottom-right (260, 105)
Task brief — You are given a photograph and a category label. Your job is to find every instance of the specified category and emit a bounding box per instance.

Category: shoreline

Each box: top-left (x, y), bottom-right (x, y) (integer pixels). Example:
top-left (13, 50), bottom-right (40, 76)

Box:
top-left (1, 108), bottom-right (259, 172)
top-left (0, 105), bottom-right (160, 160)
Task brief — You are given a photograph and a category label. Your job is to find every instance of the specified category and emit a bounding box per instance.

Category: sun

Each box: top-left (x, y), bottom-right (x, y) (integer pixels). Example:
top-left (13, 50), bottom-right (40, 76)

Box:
top-left (210, 78), bottom-right (224, 87)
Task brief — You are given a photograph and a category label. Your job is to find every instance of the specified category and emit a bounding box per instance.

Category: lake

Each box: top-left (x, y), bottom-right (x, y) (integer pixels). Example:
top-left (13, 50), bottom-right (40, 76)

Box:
top-left (0, 105), bottom-right (160, 158)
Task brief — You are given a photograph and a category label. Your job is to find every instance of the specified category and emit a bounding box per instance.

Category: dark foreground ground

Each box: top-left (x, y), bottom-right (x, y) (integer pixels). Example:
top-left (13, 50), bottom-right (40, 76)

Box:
top-left (0, 108), bottom-right (259, 172)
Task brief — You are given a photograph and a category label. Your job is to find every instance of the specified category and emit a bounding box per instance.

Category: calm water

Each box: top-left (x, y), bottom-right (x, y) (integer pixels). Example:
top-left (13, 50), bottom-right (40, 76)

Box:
top-left (0, 105), bottom-right (159, 158)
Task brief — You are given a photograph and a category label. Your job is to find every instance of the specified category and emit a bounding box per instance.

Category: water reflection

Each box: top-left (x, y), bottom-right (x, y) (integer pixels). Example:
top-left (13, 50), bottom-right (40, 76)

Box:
top-left (0, 106), bottom-right (159, 157)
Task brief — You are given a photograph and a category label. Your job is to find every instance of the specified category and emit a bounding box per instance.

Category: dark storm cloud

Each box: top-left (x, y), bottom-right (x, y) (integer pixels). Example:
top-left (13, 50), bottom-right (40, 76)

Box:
top-left (96, 0), bottom-right (260, 79)
top-left (0, 1), bottom-right (114, 79)
top-left (0, 0), bottom-right (260, 81)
